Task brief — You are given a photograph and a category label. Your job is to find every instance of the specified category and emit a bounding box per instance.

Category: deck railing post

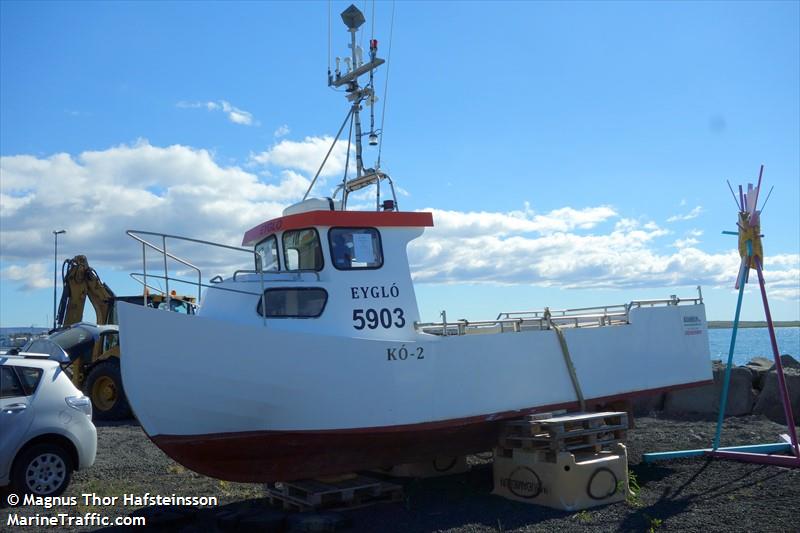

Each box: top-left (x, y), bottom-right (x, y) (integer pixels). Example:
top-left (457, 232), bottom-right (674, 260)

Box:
top-left (162, 235), bottom-right (170, 309)
top-left (258, 254), bottom-right (266, 327)
top-left (142, 242), bottom-right (147, 306)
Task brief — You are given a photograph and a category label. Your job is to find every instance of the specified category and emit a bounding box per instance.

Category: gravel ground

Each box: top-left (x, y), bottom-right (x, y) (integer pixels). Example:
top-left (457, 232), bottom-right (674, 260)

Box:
top-left (2, 414), bottom-right (799, 532)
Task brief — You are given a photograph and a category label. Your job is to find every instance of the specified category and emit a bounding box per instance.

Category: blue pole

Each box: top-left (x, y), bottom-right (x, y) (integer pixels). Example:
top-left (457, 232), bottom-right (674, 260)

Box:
top-left (713, 241), bottom-right (751, 450)
top-left (643, 441), bottom-right (792, 463)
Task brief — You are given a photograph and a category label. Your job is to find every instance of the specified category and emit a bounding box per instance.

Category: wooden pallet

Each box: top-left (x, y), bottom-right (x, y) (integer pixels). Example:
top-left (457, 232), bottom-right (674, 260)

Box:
top-left (265, 474), bottom-right (403, 512)
top-left (499, 411), bottom-right (628, 453)
top-left (500, 431), bottom-right (627, 453)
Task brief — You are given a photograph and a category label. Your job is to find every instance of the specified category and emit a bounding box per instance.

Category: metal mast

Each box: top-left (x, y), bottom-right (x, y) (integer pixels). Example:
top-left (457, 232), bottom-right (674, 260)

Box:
top-left (324, 4), bottom-right (398, 212)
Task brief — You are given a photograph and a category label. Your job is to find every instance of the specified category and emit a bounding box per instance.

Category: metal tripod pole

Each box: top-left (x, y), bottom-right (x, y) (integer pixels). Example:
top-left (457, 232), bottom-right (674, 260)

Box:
top-left (712, 244), bottom-right (750, 450)
top-left (753, 255), bottom-right (799, 458)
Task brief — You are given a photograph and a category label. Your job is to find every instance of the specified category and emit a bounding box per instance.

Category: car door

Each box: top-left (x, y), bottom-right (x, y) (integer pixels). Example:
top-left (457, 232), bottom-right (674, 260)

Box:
top-left (0, 365), bottom-right (37, 479)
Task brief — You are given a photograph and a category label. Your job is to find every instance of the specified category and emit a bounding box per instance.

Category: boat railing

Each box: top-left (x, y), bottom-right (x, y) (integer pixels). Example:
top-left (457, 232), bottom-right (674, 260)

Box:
top-left (416, 287), bottom-right (704, 336)
top-left (496, 304), bottom-right (630, 321)
top-left (126, 230), bottom-right (269, 320)
top-left (232, 269), bottom-right (321, 282)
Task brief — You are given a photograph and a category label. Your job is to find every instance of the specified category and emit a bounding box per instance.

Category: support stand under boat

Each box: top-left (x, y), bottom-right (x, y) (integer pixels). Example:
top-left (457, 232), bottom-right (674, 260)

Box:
top-left (642, 166), bottom-right (800, 468)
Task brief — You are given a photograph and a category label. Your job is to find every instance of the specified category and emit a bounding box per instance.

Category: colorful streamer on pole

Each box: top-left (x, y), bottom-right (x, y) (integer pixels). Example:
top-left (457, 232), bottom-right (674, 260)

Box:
top-left (643, 165), bottom-right (800, 468)
top-left (733, 166), bottom-right (764, 289)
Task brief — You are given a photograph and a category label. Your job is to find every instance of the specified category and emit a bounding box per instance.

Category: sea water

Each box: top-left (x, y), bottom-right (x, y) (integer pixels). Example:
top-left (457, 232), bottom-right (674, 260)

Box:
top-left (707, 327), bottom-right (800, 366)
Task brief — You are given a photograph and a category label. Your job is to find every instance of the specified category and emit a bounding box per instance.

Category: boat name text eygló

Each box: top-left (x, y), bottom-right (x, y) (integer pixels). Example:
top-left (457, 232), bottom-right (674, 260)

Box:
top-left (387, 345), bottom-right (424, 361)
top-left (350, 284), bottom-right (400, 299)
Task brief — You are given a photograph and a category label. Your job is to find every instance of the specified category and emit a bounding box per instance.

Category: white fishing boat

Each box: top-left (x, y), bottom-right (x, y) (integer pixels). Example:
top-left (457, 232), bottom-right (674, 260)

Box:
top-left (118, 5), bottom-right (712, 482)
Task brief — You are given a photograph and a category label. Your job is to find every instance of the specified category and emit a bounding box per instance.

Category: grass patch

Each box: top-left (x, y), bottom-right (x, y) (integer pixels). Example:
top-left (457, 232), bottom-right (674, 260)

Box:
top-left (624, 470), bottom-right (643, 508)
top-left (644, 513), bottom-right (663, 532)
top-left (167, 463), bottom-right (186, 475)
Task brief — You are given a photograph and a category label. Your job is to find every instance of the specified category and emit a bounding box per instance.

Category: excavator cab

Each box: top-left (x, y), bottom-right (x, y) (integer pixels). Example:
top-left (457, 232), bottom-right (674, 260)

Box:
top-left (25, 323), bottom-right (128, 420)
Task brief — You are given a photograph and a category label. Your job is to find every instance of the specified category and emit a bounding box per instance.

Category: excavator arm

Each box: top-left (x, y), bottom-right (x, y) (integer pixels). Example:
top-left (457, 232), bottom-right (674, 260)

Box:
top-left (56, 255), bottom-right (116, 327)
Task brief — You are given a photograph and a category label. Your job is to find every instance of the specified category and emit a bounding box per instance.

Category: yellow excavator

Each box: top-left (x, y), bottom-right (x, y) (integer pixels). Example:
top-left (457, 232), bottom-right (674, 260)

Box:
top-left (54, 255), bottom-right (195, 420)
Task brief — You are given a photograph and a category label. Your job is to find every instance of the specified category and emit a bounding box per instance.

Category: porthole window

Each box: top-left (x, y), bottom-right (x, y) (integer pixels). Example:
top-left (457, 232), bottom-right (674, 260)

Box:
top-left (328, 228), bottom-right (383, 270)
top-left (257, 288), bottom-right (328, 318)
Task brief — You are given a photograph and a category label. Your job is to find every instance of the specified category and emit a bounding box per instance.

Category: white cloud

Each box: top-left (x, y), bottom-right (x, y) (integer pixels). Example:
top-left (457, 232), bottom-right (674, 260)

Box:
top-left (667, 205), bottom-right (703, 222)
top-left (251, 135), bottom-right (352, 182)
top-left (0, 192), bottom-right (35, 216)
top-left (408, 209), bottom-right (799, 300)
top-left (177, 100), bottom-right (257, 126)
top-left (672, 237), bottom-right (700, 248)
top-left (1, 141), bottom-right (797, 305)
top-left (423, 204), bottom-right (618, 239)
top-left (1, 263), bottom-right (50, 290)
top-left (0, 140), bottom-right (306, 288)
top-left (274, 124), bottom-right (290, 138)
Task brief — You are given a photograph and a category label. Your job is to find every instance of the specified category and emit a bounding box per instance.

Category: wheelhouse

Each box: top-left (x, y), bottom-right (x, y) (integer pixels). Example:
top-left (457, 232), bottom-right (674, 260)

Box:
top-left (170, 199), bottom-right (436, 337)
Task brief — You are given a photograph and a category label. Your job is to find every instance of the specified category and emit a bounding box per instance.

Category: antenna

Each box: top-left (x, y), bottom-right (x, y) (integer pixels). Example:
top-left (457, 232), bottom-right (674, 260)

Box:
top-left (310, 4), bottom-right (399, 212)
top-left (327, 5), bottom-right (389, 208)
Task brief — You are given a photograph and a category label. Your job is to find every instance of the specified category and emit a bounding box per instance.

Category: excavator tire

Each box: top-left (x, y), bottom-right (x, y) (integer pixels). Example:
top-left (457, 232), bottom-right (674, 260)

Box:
top-left (84, 359), bottom-right (132, 421)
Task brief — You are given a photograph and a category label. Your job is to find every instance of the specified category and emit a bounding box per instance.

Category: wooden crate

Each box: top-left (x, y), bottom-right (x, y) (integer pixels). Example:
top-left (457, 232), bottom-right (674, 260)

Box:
top-left (265, 474), bottom-right (403, 512)
top-left (499, 411), bottom-right (628, 454)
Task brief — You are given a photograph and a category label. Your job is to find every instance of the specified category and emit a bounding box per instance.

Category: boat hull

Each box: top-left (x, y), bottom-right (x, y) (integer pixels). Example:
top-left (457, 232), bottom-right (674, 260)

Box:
top-left (150, 380), bottom-right (707, 482)
top-left (118, 301), bottom-right (712, 481)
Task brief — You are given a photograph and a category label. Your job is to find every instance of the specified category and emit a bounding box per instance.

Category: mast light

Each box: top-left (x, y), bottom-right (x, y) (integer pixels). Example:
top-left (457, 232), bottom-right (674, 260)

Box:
top-left (341, 5), bottom-right (365, 31)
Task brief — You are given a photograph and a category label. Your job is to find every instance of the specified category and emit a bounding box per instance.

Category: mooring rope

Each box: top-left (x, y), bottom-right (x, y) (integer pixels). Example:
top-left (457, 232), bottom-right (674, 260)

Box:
top-left (545, 308), bottom-right (586, 412)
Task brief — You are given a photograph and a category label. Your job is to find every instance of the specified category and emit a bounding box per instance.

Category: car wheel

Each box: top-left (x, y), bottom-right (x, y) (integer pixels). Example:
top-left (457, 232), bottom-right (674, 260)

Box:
top-left (84, 359), bottom-right (131, 420)
top-left (12, 443), bottom-right (73, 496)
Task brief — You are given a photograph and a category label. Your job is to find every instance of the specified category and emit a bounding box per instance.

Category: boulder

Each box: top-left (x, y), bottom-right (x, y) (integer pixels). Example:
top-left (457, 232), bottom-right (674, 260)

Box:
top-left (744, 357), bottom-right (773, 389)
top-left (752, 366), bottom-right (800, 424)
top-left (769, 354), bottom-right (800, 371)
top-left (663, 362), bottom-right (756, 416)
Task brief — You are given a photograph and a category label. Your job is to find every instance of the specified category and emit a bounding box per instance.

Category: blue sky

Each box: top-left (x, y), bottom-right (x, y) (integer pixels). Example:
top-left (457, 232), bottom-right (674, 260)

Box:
top-left (1, 0), bottom-right (798, 327)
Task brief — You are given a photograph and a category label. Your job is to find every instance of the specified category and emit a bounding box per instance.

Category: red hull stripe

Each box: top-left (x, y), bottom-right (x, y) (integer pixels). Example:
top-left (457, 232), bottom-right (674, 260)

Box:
top-left (149, 379), bottom-right (712, 482)
top-left (242, 210), bottom-right (434, 245)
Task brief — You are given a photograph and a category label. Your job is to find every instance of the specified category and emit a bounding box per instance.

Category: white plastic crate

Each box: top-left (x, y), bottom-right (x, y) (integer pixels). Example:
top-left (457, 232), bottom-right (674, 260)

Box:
top-left (493, 443), bottom-right (628, 510)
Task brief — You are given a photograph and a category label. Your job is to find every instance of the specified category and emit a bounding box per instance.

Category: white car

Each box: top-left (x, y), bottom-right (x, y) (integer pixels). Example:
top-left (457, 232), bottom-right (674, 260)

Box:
top-left (1, 353), bottom-right (97, 496)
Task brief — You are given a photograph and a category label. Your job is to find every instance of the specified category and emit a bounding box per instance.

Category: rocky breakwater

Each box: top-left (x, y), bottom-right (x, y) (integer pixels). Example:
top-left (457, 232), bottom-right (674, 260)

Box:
top-left (632, 354), bottom-right (800, 424)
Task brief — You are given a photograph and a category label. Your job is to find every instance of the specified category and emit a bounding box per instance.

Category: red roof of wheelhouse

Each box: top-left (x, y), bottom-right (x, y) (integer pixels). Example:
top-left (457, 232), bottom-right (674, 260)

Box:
top-left (242, 210), bottom-right (434, 246)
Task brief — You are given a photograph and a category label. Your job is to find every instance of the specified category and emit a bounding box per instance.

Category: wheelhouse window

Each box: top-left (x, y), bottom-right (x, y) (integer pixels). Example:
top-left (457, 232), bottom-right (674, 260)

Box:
top-left (282, 229), bottom-right (323, 271)
top-left (257, 288), bottom-right (328, 318)
top-left (329, 228), bottom-right (383, 270)
top-left (255, 235), bottom-right (280, 272)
